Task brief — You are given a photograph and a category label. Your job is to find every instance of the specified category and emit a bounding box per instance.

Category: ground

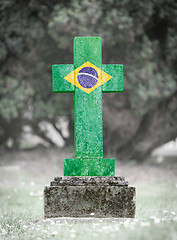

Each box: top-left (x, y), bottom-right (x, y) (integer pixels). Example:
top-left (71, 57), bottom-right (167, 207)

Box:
top-left (0, 147), bottom-right (177, 240)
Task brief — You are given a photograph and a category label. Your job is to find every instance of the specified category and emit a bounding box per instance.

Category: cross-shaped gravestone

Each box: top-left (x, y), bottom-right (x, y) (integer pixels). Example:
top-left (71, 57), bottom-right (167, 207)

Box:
top-left (52, 37), bottom-right (123, 176)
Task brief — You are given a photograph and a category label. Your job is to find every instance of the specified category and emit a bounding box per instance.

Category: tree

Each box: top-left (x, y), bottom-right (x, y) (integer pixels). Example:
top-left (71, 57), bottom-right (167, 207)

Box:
top-left (0, 0), bottom-right (176, 161)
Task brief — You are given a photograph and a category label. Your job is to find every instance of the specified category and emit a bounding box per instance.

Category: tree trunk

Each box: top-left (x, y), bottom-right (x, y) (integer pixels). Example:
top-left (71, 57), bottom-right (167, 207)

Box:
top-left (103, 90), bottom-right (177, 162)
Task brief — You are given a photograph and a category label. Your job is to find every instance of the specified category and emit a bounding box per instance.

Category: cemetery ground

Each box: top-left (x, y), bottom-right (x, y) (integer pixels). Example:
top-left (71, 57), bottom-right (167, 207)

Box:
top-left (0, 147), bottom-right (177, 240)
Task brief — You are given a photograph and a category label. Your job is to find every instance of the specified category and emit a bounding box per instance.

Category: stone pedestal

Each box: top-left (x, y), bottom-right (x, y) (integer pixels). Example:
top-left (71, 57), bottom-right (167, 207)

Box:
top-left (44, 176), bottom-right (136, 218)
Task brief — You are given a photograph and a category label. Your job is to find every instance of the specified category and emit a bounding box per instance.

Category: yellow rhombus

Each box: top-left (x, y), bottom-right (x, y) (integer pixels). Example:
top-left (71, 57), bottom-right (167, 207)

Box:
top-left (64, 61), bottom-right (112, 94)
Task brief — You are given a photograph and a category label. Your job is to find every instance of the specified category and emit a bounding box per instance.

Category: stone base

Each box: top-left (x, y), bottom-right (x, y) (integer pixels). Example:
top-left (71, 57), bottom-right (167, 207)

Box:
top-left (44, 177), bottom-right (136, 218)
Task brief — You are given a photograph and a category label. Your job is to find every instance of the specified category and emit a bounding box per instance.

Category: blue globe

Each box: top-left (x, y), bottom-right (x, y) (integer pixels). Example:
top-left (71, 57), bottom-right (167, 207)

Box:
top-left (78, 67), bottom-right (98, 88)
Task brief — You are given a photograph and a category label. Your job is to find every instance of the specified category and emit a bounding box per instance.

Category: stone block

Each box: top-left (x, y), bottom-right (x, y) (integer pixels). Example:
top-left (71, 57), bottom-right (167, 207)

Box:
top-left (102, 64), bottom-right (123, 92)
top-left (64, 158), bottom-right (115, 176)
top-left (44, 176), bottom-right (136, 218)
top-left (52, 64), bottom-right (75, 93)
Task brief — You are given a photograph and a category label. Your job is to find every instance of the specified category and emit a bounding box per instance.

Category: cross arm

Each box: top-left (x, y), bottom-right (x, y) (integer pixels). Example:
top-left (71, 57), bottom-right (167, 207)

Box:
top-left (102, 64), bottom-right (123, 92)
top-left (52, 64), bottom-right (75, 93)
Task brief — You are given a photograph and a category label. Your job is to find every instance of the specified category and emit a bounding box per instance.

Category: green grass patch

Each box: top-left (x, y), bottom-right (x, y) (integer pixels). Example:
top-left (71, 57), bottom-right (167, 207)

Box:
top-left (0, 180), bottom-right (177, 240)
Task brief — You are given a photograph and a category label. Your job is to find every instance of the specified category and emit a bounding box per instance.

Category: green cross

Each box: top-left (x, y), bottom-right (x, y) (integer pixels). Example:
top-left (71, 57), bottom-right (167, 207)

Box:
top-left (52, 37), bottom-right (123, 176)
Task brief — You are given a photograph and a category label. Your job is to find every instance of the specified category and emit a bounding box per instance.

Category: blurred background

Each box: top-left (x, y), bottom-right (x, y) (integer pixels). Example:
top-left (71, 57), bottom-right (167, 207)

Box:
top-left (1, 2), bottom-right (177, 238)
top-left (0, 0), bottom-right (177, 164)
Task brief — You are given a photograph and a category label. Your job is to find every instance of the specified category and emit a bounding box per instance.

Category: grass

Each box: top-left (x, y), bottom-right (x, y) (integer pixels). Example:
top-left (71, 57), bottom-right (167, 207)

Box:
top-left (0, 180), bottom-right (177, 240)
top-left (0, 147), bottom-right (177, 239)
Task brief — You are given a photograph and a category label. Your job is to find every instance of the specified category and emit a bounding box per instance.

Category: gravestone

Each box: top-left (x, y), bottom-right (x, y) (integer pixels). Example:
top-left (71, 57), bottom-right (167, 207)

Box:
top-left (44, 37), bottom-right (136, 218)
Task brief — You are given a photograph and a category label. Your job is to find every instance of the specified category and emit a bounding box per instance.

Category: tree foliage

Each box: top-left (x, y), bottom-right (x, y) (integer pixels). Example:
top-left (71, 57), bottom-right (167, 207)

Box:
top-left (0, 0), bottom-right (177, 160)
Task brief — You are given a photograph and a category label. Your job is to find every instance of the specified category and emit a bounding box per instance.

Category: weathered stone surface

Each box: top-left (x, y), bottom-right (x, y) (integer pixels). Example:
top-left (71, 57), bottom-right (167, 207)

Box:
top-left (48, 37), bottom-right (136, 218)
top-left (51, 176), bottom-right (128, 186)
top-left (44, 176), bottom-right (136, 218)
top-left (52, 37), bottom-right (123, 176)
top-left (64, 158), bottom-right (115, 176)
